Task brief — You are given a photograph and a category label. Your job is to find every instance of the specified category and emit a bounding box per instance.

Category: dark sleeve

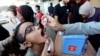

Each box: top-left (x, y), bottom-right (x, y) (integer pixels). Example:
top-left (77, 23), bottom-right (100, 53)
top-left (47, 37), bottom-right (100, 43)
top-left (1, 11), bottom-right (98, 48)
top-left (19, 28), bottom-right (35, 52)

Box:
top-left (0, 25), bottom-right (10, 40)
top-left (98, 14), bottom-right (100, 21)
top-left (53, 4), bottom-right (59, 16)
top-left (68, 5), bottom-right (72, 13)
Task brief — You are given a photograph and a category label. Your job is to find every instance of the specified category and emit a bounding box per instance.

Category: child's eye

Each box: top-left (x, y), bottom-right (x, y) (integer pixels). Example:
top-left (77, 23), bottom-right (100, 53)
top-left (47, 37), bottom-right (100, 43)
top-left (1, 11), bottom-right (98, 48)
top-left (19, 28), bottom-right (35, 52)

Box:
top-left (26, 27), bottom-right (34, 34)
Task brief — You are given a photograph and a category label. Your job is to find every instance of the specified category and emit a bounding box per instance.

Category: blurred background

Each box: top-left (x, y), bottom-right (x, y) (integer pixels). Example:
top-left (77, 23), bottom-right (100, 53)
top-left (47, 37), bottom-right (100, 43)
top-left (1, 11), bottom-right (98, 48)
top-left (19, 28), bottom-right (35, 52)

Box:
top-left (0, 0), bottom-right (100, 35)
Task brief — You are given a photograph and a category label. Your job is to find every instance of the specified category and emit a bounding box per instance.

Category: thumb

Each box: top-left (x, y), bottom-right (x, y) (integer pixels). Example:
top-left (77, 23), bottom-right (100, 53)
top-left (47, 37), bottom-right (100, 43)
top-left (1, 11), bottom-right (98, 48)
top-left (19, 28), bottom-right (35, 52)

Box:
top-left (44, 39), bottom-right (50, 49)
top-left (42, 39), bottom-right (50, 52)
top-left (41, 39), bottom-right (50, 56)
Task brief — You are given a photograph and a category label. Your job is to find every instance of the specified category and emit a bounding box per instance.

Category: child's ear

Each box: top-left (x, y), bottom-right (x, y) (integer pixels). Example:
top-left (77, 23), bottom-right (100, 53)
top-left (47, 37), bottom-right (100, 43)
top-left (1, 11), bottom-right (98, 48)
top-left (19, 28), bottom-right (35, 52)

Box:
top-left (23, 41), bottom-right (32, 48)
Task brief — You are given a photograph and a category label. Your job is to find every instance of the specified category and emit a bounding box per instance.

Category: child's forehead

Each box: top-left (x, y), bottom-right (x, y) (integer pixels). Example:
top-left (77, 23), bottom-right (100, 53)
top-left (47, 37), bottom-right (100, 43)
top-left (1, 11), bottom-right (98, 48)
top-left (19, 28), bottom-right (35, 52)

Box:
top-left (21, 22), bottom-right (33, 28)
top-left (19, 22), bottom-right (33, 33)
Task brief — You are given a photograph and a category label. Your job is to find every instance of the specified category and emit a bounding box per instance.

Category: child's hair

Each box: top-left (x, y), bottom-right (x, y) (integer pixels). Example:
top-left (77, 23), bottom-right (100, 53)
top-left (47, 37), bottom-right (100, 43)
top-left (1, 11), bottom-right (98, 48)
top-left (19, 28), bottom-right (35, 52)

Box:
top-left (1, 40), bottom-right (20, 56)
top-left (35, 5), bottom-right (40, 10)
top-left (1, 38), bottom-right (27, 56)
top-left (14, 22), bottom-right (27, 43)
top-left (1, 22), bottom-right (27, 56)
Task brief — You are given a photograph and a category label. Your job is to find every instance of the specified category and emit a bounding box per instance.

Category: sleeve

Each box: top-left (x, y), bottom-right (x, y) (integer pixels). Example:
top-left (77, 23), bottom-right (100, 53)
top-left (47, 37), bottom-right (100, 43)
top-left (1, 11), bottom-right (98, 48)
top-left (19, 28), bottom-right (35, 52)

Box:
top-left (63, 21), bottom-right (100, 35)
top-left (0, 25), bottom-right (10, 40)
top-left (97, 14), bottom-right (100, 21)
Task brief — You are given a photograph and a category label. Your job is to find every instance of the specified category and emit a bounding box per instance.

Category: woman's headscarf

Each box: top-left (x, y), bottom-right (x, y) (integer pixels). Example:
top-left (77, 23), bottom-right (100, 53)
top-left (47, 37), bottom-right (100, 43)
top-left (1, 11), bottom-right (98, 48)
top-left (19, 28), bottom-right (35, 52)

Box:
top-left (79, 1), bottom-right (95, 18)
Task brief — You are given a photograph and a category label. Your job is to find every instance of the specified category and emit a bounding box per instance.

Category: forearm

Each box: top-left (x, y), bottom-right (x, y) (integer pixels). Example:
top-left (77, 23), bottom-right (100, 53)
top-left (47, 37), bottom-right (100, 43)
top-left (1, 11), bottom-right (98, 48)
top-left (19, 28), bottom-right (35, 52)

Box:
top-left (63, 22), bottom-right (100, 35)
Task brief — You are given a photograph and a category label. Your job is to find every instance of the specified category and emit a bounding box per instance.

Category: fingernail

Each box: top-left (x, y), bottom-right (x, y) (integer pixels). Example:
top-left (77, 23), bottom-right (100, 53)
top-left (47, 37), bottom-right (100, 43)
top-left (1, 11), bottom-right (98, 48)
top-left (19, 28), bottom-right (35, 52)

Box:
top-left (46, 40), bottom-right (49, 43)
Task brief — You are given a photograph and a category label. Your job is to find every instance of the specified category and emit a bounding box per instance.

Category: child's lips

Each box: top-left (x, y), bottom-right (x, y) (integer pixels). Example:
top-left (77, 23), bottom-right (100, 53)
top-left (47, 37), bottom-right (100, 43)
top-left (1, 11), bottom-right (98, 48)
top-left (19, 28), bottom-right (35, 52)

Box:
top-left (43, 34), bottom-right (48, 38)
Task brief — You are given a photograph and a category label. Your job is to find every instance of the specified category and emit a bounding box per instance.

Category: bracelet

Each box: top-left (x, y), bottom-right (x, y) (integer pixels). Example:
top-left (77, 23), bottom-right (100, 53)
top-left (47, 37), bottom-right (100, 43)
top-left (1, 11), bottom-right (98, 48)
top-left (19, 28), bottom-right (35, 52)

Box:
top-left (58, 31), bottom-right (64, 35)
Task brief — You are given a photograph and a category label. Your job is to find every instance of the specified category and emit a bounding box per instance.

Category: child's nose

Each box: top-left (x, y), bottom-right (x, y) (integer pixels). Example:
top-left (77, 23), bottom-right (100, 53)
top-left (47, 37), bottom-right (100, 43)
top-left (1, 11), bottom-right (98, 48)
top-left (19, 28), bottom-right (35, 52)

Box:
top-left (35, 26), bottom-right (40, 30)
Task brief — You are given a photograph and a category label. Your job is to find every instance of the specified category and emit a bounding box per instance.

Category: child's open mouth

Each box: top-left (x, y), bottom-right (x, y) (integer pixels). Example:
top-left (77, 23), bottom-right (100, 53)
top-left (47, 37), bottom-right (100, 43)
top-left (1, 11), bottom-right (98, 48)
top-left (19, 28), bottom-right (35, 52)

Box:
top-left (39, 20), bottom-right (48, 38)
top-left (41, 28), bottom-right (48, 38)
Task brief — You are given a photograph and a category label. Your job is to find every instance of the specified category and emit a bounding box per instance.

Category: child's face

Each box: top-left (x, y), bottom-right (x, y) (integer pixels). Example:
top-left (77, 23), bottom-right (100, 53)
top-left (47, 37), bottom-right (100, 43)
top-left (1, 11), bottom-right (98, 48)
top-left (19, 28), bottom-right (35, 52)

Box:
top-left (19, 22), bottom-right (48, 44)
top-left (35, 7), bottom-right (40, 13)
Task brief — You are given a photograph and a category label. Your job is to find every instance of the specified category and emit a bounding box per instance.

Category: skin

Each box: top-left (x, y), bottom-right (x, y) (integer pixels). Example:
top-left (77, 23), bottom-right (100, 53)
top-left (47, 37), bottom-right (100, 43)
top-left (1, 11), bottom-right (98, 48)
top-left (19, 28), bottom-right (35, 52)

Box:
top-left (42, 15), bottom-right (65, 31)
top-left (62, 0), bottom-right (70, 4)
top-left (19, 22), bottom-right (48, 44)
top-left (16, 11), bottom-right (25, 22)
top-left (80, 14), bottom-right (89, 22)
top-left (18, 22), bottom-right (54, 56)
top-left (76, 0), bottom-right (81, 3)
top-left (35, 7), bottom-right (40, 13)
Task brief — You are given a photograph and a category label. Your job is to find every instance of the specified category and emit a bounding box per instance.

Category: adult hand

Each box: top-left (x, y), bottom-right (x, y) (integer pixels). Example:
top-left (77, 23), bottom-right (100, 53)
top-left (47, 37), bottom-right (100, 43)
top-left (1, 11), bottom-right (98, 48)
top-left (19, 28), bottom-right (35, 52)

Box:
top-left (41, 38), bottom-right (54, 56)
top-left (42, 15), bottom-right (65, 31)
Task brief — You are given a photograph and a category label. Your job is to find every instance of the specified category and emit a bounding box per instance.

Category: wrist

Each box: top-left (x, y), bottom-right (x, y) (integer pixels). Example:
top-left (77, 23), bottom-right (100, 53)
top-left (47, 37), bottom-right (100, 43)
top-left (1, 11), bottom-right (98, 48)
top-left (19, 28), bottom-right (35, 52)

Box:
top-left (57, 24), bottom-right (65, 31)
top-left (62, 25), bottom-right (65, 31)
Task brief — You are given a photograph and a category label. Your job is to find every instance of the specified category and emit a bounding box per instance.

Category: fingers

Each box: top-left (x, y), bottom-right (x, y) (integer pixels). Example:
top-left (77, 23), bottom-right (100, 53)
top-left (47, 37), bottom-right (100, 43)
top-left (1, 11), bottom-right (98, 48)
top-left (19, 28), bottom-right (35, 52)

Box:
top-left (46, 15), bottom-right (54, 23)
top-left (41, 39), bottom-right (49, 56)
top-left (44, 38), bottom-right (54, 53)
top-left (49, 38), bottom-right (54, 53)
top-left (41, 38), bottom-right (54, 56)
top-left (44, 39), bottom-right (50, 51)
top-left (41, 18), bottom-right (48, 26)
top-left (42, 15), bottom-right (54, 23)
top-left (46, 15), bottom-right (55, 27)
top-left (41, 15), bottom-right (55, 28)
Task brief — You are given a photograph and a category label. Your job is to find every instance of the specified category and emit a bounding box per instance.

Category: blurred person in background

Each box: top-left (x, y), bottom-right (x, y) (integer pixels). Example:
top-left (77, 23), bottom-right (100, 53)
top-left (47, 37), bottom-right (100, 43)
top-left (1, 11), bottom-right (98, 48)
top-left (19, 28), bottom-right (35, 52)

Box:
top-left (79, 0), bottom-right (100, 22)
top-left (54, 0), bottom-right (71, 24)
top-left (48, 3), bottom-right (54, 17)
top-left (79, 1), bottom-right (100, 51)
top-left (8, 5), bottom-right (20, 25)
top-left (69, 0), bottom-right (86, 23)
top-left (35, 5), bottom-right (43, 20)
top-left (16, 5), bottom-right (35, 23)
